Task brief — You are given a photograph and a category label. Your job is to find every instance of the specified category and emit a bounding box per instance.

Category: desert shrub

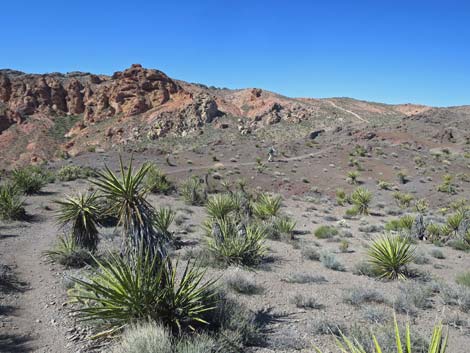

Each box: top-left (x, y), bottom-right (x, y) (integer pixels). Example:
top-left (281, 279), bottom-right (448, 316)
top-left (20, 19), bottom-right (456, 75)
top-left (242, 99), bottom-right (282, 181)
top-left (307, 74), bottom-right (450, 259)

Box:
top-left (55, 191), bottom-right (101, 252)
top-left (11, 167), bottom-right (47, 195)
top-left (438, 174), bottom-right (456, 194)
top-left (395, 282), bottom-right (434, 312)
top-left (438, 283), bottom-right (470, 312)
top-left (69, 252), bottom-right (217, 336)
top-left (362, 306), bottom-right (388, 324)
top-left (448, 238), bottom-right (470, 251)
top-left (205, 194), bottom-right (235, 221)
top-left (430, 248), bottom-right (445, 259)
top-left (43, 234), bottom-right (95, 268)
top-left (92, 158), bottom-right (169, 260)
top-left (350, 187), bottom-right (372, 215)
top-left (456, 272), bottom-right (470, 288)
top-left (112, 322), bottom-right (172, 353)
top-left (339, 239), bottom-right (349, 252)
top-left (282, 273), bottom-right (327, 284)
top-left (225, 270), bottom-right (262, 295)
top-left (385, 215), bottom-right (414, 233)
top-left (320, 252), bottom-right (345, 271)
top-left (314, 225), bottom-right (338, 239)
top-left (57, 165), bottom-right (96, 181)
top-left (377, 180), bottom-right (392, 190)
top-left (336, 188), bottom-right (348, 206)
top-left (0, 183), bottom-right (26, 220)
top-left (343, 288), bottom-right (385, 306)
top-left (145, 164), bottom-right (174, 195)
top-left (301, 246), bottom-right (321, 261)
top-left (393, 192), bottom-right (414, 209)
top-left (367, 234), bottom-right (415, 280)
top-left (347, 170), bottom-right (360, 185)
top-left (153, 207), bottom-right (175, 240)
top-left (175, 334), bottom-right (215, 353)
top-left (397, 170), bottom-right (408, 184)
top-left (180, 177), bottom-right (206, 206)
top-left (291, 294), bottom-right (322, 309)
top-left (345, 206), bottom-right (360, 217)
top-left (252, 193), bottom-right (282, 220)
top-left (353, 261), bottom-right (381, 278)
top-left (414, 198), bottom-right (429, 213)
top-left (205, 219), bottom-right (266, 266)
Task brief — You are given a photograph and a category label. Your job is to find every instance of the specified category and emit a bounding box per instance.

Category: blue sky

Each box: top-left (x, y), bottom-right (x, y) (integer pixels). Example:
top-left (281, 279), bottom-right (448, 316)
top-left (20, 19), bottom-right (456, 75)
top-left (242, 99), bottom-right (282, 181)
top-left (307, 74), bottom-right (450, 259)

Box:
top-left (2, 0), bottom-right (469, 106)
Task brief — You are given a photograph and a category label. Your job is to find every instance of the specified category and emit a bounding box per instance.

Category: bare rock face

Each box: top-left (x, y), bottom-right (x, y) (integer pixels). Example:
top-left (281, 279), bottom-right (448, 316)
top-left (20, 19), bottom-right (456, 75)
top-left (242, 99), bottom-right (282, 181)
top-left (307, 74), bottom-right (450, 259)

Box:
top-left (0, 64), bottom-right (181, 123)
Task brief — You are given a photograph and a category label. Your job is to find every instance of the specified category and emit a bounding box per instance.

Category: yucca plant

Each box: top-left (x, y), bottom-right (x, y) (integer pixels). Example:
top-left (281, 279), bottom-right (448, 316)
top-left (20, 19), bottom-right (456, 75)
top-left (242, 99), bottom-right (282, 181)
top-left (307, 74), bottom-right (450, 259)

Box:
top-left (414, 198), bottom-right (429, 213)
top-left (347, 171), bottom-right (360, 185)
top-left (445, 211), bottom-right (464, 235)
top-left (397, 170), bottom-right (408, 184)
top-left (336, 188), bottom-right (348, 206)
top-left (385, 215), bottom-right (413, 233)
top-left (272, 216), bottom-right (296, 239)
top-left (153, 207), bottom-right (175, 240)
top-left (426, 223), bottom-right (443, 241)
top-left (55, 192), bottom-right (101, 252)
top-left (145, 164), bottom-right (174, 195)
top-left (393, 192), bottom-right (414, 209)
top-left (92, 158), bottom-right (167, 260)
top-left (11, 167), bottom-right (47, 195)
top-left (438, 174), bottom-right (456, 194)
top-left (0, 183), bottom-right (26, 220)
top-left (350, 187), bottom-right (372, 215)
top-left (314, 313), bottom-right (448, 353)
top-left (69, 252), bottom-right (217, 336)
top-left (252, 193), bottom-right (282, 220)
top-left (205, 194), bottom-right (236, 221)
top-left (206, 219), bottom-right (266, 266)
top-left (367, 234), bottom-right (415, 280)
top-left (377, 180), bottom-right (392, 190)
top-left (180, 177), bottom-right (206, 206)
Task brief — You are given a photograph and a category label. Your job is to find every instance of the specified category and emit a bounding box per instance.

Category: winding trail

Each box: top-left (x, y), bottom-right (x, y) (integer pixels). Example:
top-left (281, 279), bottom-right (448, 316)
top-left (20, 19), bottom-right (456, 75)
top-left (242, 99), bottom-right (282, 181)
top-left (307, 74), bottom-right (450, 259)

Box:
top-left (325, 100), bottom-right (370, 123)
top-left (165, 146), bottom-right (336, 175)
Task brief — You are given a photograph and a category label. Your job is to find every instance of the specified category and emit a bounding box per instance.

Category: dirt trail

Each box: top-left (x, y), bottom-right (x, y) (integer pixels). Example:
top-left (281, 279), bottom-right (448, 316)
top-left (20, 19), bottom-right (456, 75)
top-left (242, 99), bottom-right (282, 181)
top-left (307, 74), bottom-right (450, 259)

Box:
top-left (325, 100), bottom-right (370, 123)
top-left (166, 146), bottom-right (335, 175)
top-left (1, 193), bottom-right (70, 352)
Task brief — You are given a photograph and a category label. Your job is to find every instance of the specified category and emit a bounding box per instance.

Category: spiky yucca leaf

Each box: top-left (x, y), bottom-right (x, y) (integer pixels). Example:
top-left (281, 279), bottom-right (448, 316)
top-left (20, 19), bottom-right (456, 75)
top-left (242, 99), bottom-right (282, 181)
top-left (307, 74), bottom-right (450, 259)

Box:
top-left (205, 194), bottom-right (236, 221)
top-left (252, 193), bottom-right (282, 220)
top-left (314, 313), bottom-right (448, 353)
top-left (69, 252), bottom-right (217, 336)
top-left (350, 187), bottom-right (372, 215)
top-left (55, 192), bottom-right (101, 251)
top-left (0, 183), bottom-right (26, 220)
top-left (153, 207), bottom-right (175, 239)
top-left (367, 234), bottom-right (415, 280)
top-left (206, 219), bottom-right (266, 266)
top-left (91, 158), bottom-right (167, 260)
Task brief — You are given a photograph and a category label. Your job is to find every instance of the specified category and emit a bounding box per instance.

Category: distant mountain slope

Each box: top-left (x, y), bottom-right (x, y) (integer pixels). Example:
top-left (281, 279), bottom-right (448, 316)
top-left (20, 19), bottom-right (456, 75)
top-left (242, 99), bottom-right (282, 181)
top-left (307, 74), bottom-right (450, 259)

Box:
top-left (0, 64), bottom-right (466, 167)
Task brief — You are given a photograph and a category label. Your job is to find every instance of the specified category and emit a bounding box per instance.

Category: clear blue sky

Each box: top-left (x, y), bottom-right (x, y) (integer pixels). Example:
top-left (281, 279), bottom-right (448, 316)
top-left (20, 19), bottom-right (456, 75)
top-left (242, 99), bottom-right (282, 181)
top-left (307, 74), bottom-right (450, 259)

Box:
top-left (2, 0), bottom-right (469, 106)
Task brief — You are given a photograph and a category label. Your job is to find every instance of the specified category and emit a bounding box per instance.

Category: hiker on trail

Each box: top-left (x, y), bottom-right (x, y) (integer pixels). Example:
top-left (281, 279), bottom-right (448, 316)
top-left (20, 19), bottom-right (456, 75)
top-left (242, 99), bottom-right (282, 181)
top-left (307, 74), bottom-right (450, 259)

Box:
top-left (268, 146), bottom-right (276, 162)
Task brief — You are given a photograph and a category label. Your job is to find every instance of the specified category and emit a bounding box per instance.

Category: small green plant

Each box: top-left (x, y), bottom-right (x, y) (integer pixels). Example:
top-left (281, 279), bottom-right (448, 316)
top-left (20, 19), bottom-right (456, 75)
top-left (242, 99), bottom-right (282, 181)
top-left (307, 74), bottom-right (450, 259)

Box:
top-left (205, 219), bottom-right (266, 266)
top-left (339, 239), bottom-right (350, 253)
top-left (180, 177), bottom-right (206, 206)
top-left (291, 294), bottom-right (323, 309)
top-left (43, 234), bottom-right (94, 268)
top-left (205, 194), bottom-right (236, 221)
top-left (397, 170), bottom-right (408, 184)
top-left (252, 193), bottom-right (282, 220)
top-left (315, 225), bottom-right (338, 239)
top-left (11, 167), bottom-right (47, 195)
top-left (414, 198), bottom-right (429, 213)
top-left (377, 180), bottom-right (392, 190)
top-left (438, 174), bottom-right (456, 194)
top-left (153, 207), bottom-right (175, 239)
top-left (314, 314), bottom-right (448, 353)
top-left (320, 252), bottom-right (345, 271)
top-left (350, 187), bottom-right (372, 215)
top-left (393, 192), bottom-right (414, 209)
top-left (57, 165), bottom-right (96, 181)
top-left (456, 272), bottom-right (470, 288)
top-left (145, 164), bottom-right (174, 194)
top-left (55, 192), bottom-right (101, 252)
top-left (367, 234), bottom-right (415, 280)
top-left (0, 183), bottom-right (26, 220)
top-left (69, 252), bottom-right (217, 336)
top-left (385, 215), bottom-right (414, 232)
top-left (272, 216), bottom-right (296, 239)
top-left (347, 170), bottom-right (360, 185)
top-left (336, 188), bottom-right (348, 206)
